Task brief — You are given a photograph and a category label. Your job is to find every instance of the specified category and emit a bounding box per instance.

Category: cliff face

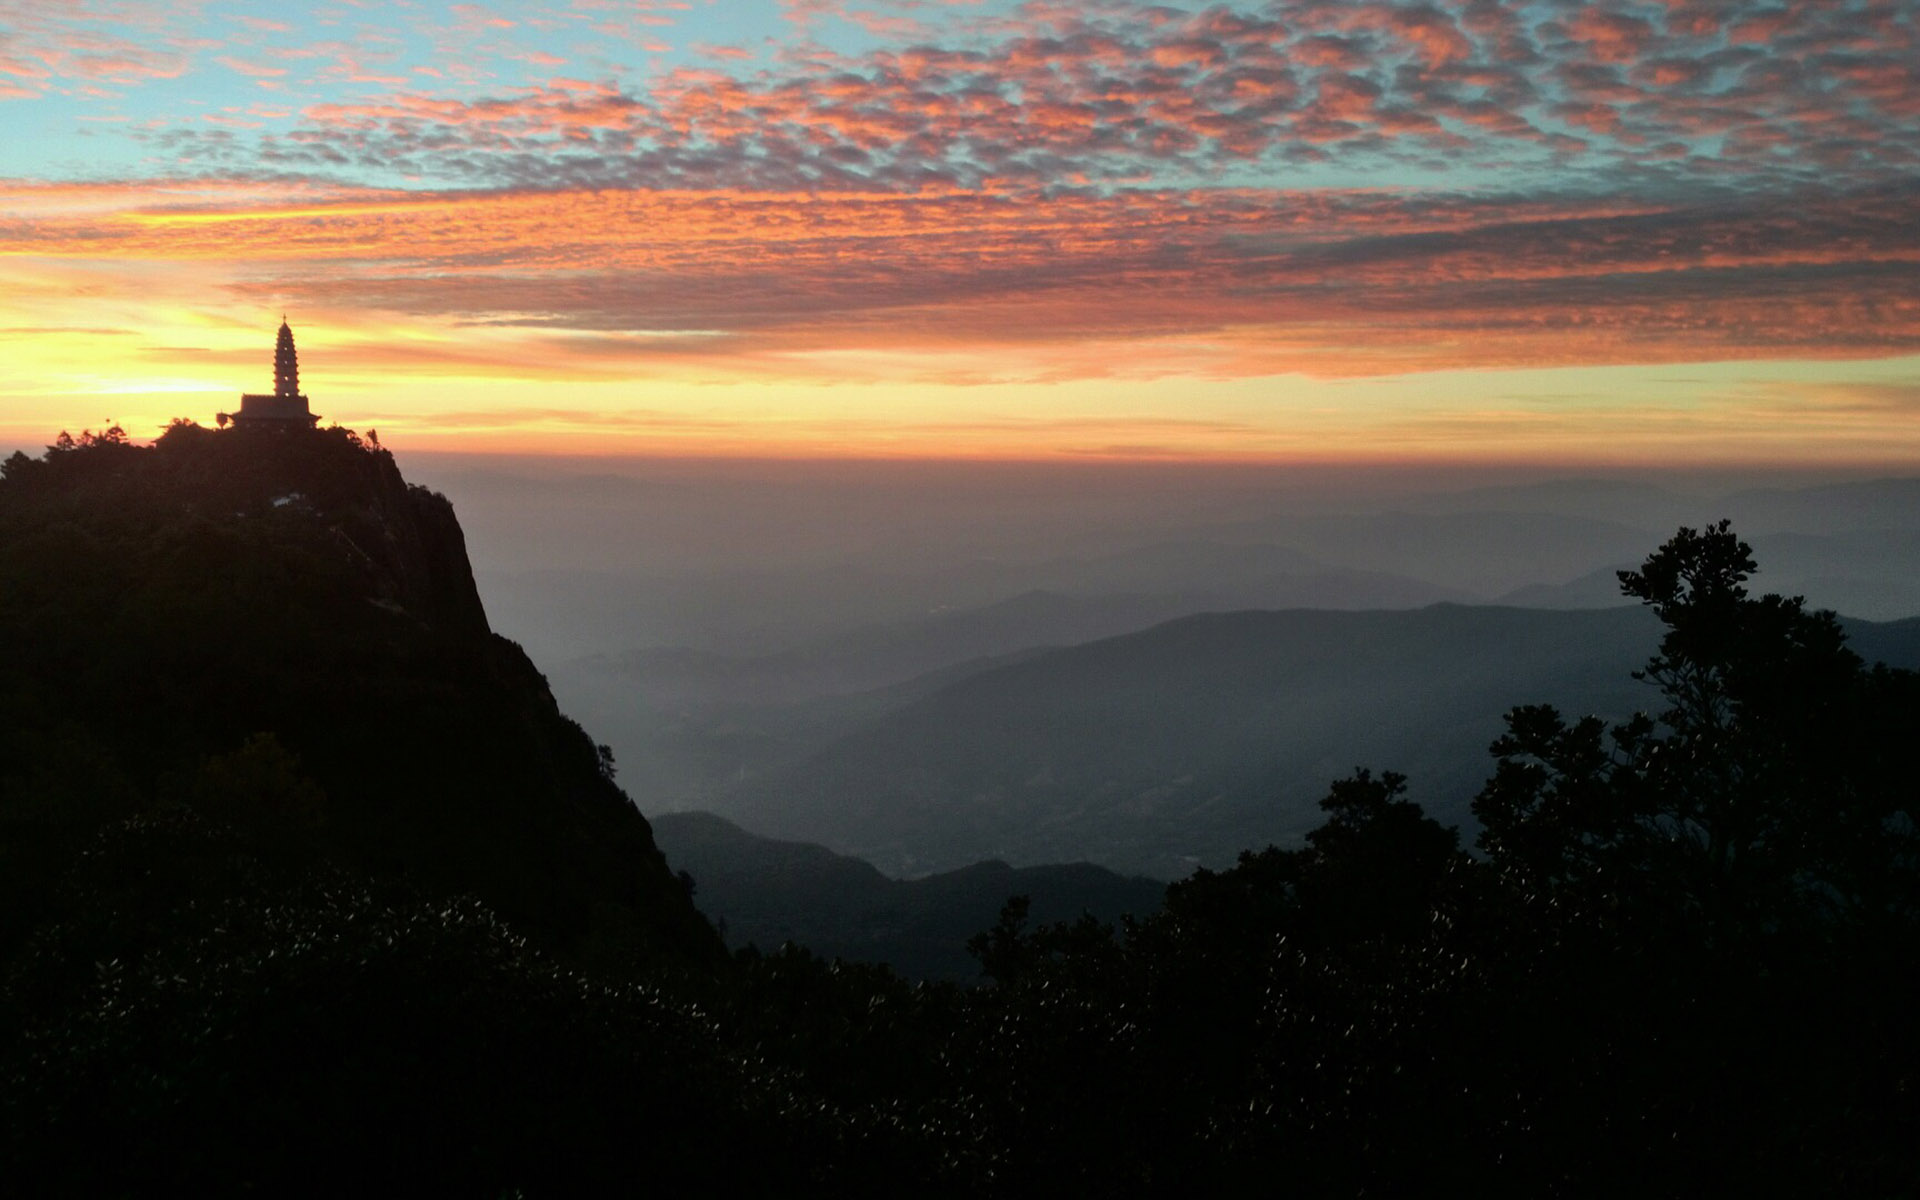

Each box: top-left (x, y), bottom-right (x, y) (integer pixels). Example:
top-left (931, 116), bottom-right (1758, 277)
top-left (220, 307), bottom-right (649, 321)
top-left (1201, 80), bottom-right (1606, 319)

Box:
top-left (0, 423), bottom-right (720, 970)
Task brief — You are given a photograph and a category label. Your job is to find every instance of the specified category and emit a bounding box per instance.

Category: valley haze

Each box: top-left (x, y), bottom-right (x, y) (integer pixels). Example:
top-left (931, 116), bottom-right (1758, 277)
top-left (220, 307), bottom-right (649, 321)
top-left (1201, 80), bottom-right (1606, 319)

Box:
top-left (388, 452), bottom-right (1920, 879)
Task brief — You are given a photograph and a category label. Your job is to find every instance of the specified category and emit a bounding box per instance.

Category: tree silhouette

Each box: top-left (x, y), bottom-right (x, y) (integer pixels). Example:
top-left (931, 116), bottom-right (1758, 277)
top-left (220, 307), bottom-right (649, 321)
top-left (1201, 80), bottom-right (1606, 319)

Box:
top-left (1476, 520), bottom-right (1919, 934)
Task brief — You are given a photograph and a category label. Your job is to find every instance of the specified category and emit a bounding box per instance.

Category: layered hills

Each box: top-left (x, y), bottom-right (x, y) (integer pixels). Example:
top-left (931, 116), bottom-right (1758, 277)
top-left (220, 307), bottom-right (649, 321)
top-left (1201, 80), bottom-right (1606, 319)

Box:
top-left (653, 811), bottom-right (1163, 980)
top-left (503, 467), bottom-right (1920, 842)
top-left (709, 604), bottom-right (1920, 878)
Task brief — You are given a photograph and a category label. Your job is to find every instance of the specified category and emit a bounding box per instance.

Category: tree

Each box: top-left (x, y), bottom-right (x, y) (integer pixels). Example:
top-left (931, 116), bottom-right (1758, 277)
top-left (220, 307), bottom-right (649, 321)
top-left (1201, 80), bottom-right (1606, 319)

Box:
top-left (1295, 768), bottom-right (1463, 943)
top-left (1475, 521), bottom-right (1919, 932)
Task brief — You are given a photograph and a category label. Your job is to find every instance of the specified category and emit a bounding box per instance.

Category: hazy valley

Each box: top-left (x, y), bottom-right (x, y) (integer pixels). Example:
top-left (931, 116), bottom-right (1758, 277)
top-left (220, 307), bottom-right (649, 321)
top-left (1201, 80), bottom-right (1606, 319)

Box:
top-left (405, 458), bottom-right (1920, 884)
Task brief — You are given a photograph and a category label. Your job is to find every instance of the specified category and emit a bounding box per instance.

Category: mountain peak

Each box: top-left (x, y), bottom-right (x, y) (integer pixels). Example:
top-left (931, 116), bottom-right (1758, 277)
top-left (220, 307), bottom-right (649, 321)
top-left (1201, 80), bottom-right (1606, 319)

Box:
top-left (0, 422), bottom-right (720, 970)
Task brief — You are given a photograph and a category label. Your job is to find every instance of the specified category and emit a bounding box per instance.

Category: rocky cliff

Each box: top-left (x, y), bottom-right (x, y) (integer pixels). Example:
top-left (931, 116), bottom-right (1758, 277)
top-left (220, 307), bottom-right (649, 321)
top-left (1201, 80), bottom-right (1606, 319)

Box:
top-left (0, 422), bottom-right (720, 970)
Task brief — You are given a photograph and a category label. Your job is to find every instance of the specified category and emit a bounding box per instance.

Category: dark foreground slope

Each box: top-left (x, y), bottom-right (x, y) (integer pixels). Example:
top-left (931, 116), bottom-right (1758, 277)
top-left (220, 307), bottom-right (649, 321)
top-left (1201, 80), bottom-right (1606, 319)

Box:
top-left (0, 427), bottom-right (850, 1193)
top-left (654, 811), bottom-right (1163, 979)
top-left (0, 423), bottom-right (715, 968)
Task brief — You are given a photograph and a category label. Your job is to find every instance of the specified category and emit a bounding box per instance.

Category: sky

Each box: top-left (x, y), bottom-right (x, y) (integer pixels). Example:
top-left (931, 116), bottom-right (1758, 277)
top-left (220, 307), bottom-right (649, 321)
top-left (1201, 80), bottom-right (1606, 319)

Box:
top-left (1, 0), bottom-right (1917, 463)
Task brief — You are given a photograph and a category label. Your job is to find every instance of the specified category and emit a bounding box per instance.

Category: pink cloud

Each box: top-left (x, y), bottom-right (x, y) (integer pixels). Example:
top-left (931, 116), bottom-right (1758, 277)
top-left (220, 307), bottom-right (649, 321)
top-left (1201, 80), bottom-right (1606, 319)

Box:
top-left (146, 0), bottom-right (1909, 201)
top-left (11, 177), bottom-right (1914, 383)
top-left (215, 55), bottom-right (288, 79)
top-left (1565, 8), bottom-right (1658, 64)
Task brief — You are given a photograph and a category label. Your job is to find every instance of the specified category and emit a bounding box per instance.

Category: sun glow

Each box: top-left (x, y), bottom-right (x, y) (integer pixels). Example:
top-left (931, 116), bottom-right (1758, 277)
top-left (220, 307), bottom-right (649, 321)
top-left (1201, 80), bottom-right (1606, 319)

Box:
top-left (2, 0), bottom-right (1916, 466)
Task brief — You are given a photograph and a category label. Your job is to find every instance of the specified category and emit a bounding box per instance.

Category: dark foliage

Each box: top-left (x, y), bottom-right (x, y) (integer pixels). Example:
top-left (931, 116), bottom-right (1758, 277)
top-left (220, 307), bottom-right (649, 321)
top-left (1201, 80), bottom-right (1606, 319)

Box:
top-left (5, 433), bottom-right (1916, 1196)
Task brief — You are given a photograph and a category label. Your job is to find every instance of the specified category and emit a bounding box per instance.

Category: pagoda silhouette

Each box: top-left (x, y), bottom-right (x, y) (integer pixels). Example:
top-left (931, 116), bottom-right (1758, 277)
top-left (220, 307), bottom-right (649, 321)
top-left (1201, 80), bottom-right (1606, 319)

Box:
top-left (223, 320), bottom-right (320, 430)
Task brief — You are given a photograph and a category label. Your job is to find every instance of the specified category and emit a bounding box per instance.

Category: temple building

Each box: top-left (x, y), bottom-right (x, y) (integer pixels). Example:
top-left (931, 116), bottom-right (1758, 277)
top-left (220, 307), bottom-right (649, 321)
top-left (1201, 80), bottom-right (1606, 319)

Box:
top-left (224, 320), bottom-right (320, 430)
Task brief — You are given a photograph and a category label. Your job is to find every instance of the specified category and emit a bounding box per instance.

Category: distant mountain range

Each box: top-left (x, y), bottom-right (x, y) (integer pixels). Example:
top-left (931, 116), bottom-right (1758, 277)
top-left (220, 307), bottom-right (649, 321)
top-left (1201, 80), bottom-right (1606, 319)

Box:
top-left (550, 576), bottom-right (1471, 808)
top-left (702, 605), bottom-right (1920, 879)
top-left (1496, 530), bottom-right (1920, 619)
top-left (527, 475), bottom-right (1920, 832)
top-left (561, 569), bottom-right (1472, 713)
top-left (652, 812), bottom-right (1164, 980)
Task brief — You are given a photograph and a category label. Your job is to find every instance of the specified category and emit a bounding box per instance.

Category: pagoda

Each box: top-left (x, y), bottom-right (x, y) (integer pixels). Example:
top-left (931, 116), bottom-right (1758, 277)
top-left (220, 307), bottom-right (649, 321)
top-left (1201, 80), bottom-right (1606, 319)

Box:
top-left (225, 320), bottom-right (320, 430)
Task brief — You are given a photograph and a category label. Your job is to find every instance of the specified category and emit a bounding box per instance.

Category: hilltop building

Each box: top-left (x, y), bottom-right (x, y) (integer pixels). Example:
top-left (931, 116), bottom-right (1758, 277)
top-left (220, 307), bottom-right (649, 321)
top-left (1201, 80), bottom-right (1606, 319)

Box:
top-left (223, 320), bottom-right (319, 430)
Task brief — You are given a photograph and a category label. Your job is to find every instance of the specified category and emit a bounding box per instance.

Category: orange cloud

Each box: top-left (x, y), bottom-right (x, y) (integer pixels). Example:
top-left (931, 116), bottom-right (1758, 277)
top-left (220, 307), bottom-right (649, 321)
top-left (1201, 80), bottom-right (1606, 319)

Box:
top-left (2, 179), bottom-right (1912, 390)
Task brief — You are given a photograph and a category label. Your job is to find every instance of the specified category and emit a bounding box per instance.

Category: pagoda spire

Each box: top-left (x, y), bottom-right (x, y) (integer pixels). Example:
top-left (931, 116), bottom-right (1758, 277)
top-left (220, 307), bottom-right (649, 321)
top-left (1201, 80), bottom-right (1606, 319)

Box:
top-left (227, 318), bottom-right (318, 429)
top-left (274, 319), bottom-right (300, 399)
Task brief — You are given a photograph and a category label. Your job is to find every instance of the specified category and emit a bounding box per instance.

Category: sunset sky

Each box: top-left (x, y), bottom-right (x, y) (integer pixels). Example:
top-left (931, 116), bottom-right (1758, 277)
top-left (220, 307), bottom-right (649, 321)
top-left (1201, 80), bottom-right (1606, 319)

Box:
top-left (2, 0), bottom-right (1916, 461)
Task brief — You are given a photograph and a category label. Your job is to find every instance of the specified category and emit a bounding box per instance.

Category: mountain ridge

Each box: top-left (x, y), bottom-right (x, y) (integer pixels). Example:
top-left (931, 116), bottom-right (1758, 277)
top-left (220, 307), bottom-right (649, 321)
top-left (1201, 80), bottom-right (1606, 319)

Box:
top-left (715, 600), bottom-right (1920, 878)
top-left (653, 811), bottom-right (1164, 980)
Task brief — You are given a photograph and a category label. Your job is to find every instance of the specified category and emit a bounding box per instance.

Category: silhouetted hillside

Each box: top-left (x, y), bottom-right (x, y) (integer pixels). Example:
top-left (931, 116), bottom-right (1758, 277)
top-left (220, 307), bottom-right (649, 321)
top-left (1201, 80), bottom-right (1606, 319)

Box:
top-left (0, 425), bottom-right (805, 1190)
top-left (655, 811), bottom-right (1163, 979)
top-left (0, 423), bottom-right (718, 968)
